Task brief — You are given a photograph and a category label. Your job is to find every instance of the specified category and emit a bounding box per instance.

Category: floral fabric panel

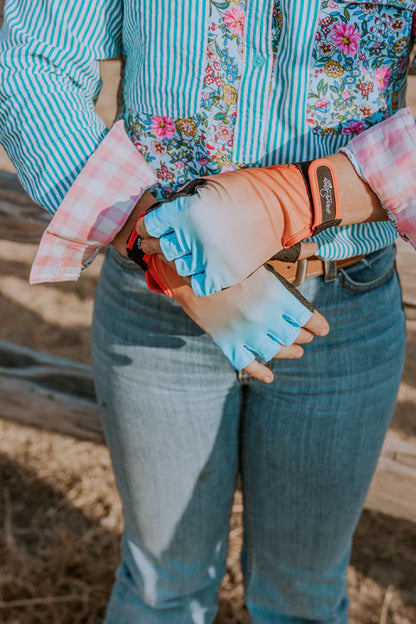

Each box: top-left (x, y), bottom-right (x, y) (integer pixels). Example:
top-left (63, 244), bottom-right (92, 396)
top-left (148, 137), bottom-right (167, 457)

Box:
top-left (307, 0), bottom-right (415, 136)
top-left (125, 0), bottom-right (250, 199)
top-left (125, 1), bottom-right (283, 199)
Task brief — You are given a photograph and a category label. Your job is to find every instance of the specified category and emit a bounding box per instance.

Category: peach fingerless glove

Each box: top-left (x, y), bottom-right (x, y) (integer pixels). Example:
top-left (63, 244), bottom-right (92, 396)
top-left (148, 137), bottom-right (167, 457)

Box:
top-left (143, 159), bottom-right (342, 296)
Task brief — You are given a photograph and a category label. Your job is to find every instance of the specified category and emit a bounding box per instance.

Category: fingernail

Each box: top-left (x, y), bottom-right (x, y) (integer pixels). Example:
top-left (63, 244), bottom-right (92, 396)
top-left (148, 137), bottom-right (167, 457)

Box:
top-left (262, 373), bottom-right (273, 383)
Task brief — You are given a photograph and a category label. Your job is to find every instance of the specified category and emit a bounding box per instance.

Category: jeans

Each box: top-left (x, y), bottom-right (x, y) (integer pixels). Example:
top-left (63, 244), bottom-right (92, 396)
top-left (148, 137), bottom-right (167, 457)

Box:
top-left (91, 243), bottom-right (406, 624)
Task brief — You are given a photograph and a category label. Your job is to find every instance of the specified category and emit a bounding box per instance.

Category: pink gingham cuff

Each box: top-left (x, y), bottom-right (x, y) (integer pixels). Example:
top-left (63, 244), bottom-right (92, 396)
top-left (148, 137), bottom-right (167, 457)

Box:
top-left (340, 107), bottom-right (416, 248)
top-left (30, 119), bottom-right (157, 284)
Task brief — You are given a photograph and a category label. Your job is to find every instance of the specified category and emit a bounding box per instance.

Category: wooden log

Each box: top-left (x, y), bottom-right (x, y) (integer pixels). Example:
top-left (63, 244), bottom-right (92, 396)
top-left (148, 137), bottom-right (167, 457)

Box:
top-left (1, 339), bottom-right (416, 522)
top-left (0, 172), bottom-right (49, 242)
top-left (365, 443), bottom-right (416, 524)
top-left (0, 339), bottom-right (103, 443)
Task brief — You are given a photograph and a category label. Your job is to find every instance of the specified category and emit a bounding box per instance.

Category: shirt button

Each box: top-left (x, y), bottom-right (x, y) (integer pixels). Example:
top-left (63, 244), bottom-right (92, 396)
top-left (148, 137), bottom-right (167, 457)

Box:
top-left (253, 54), bottom-right (265, 68)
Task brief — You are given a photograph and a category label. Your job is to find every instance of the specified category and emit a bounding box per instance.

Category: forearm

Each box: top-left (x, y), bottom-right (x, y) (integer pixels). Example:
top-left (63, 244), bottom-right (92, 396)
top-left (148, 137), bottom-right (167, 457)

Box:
top-left (326, 153), bottom-right (387, 227)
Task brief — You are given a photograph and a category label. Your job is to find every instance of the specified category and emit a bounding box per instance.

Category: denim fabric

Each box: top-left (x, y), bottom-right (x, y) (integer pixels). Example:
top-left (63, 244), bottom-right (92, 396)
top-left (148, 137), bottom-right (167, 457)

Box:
top-left (91, 243), bottom-right (406, 624)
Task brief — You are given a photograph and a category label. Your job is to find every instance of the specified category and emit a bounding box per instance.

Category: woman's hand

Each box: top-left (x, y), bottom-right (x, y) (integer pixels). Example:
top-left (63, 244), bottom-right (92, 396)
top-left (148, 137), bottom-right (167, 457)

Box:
top-left (115, 191), bottom-right (329, 383)
top-left (111, 190), bottom-right (157, 258)
top-left (135, 156), bottom-right (387, 298)
top-left (143, 252), bottom-right (329, 383)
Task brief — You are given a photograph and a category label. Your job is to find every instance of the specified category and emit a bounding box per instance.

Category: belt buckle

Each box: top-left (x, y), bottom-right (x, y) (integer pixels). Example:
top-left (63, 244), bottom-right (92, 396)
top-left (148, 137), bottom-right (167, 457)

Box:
top-left (292, 259), bottom-right (308, 287)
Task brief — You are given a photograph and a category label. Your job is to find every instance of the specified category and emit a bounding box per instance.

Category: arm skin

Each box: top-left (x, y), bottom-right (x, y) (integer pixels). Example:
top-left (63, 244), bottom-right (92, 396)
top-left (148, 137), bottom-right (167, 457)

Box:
top-left (111, 190), bottom-right (156, 257)
top-left (326, 152), bottom-right (387, 227)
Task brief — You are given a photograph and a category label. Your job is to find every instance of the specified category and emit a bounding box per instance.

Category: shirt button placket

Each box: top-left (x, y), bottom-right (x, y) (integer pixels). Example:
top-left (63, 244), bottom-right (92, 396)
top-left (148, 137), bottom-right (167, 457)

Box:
top-left (253, 54), bottom-right (266, 68)
top-left (232, 1), bottom-right (273, 163)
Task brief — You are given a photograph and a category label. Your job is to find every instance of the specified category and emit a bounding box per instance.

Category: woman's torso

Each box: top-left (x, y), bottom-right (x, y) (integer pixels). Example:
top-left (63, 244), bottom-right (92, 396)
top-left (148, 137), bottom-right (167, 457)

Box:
top-left (119, 0), bottom-right (416, 255)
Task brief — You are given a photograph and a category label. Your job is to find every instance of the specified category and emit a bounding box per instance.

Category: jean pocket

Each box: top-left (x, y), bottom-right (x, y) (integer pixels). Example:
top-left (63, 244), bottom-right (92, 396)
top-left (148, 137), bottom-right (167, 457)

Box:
top-left (338, 244), bottom-right (396, 293)
top-left (306, 0), bottom-right (415, 136)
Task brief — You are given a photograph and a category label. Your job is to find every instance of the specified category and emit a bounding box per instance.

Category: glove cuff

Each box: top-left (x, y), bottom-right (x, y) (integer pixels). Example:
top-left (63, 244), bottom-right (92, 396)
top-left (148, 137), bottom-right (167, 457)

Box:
top-left (294, 158), bottom-right (342, 234)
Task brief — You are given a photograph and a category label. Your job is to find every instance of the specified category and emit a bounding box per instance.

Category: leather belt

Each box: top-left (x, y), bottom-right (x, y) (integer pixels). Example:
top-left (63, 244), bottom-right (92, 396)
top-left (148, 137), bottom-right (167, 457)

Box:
top-left (267, 255), bottom-right (365, 287)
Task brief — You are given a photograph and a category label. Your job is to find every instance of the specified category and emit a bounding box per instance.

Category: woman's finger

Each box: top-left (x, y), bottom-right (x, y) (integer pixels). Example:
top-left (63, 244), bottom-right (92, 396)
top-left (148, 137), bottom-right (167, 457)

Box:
top-left (243, 343), bottom-right (306, 383)
top-left (274, 344), bottom-right (304, 359)
top-left (136, 215), bottom-right (151, 238)
top-left (141, 236), bottom-right (163, 255)
top-left (304, 309), bottom-right (330, 337)
top-left (293, 328), bottom-right (314, 344)
top-left (243, 360), bottom-right (275, 383)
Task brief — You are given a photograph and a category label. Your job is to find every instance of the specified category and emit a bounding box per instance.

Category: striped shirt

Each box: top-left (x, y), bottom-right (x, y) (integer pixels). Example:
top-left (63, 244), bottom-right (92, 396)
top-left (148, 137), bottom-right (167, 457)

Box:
top-left (1, 0), bottom-right (414, 265)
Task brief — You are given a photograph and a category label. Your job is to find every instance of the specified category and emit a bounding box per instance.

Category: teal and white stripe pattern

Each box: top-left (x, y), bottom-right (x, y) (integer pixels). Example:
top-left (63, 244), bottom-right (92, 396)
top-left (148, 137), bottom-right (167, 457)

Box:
top-left (0, 0), bottom-right (122, 210)
top-left (0, 0), bottom-right (404, 258)
top-left (123, 0), bottom-right (211, 117)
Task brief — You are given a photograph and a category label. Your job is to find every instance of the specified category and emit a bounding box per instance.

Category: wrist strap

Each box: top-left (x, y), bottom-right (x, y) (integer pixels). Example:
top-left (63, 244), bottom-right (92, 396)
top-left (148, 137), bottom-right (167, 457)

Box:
top-left (126, 209), bottom-right (149, 269)
top-left (294, 158), bottom-right (342, 233)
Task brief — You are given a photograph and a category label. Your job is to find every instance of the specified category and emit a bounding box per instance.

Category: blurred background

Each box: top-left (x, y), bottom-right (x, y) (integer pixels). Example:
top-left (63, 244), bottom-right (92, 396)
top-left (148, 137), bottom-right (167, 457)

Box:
top-left (0, 8), bottom-right (416, 624)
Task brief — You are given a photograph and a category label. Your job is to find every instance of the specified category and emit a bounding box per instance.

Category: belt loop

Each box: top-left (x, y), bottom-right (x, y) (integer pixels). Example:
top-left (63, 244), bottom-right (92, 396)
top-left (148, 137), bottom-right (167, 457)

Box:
top-left (238, 369), bottom-right (251, 385)
top-left (293, 259), bottom-right (308, 287)
top-left (324, 259), bottom-right (337, 283)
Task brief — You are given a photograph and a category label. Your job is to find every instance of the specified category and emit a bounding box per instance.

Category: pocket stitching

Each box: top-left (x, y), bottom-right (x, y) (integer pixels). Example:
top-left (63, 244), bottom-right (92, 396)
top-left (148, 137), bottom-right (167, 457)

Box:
top-left (338, 264), bottom-right (395, 292)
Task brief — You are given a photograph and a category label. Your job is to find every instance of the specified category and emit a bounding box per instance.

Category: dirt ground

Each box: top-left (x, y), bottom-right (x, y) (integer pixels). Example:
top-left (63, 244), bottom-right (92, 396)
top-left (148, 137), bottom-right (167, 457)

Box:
top-left (1, 66), bottom-right (416, 624)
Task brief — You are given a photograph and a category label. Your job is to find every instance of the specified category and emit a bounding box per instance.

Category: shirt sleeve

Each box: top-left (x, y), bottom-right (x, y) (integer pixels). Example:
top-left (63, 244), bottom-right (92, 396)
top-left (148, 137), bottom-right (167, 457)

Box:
top-left (339, 107), bottom-right (416, 249)
top-left (29, 119), bottom-right (157, 284)
top-left (0, 0), bottom-right (122, 213)
top-left (0, 0), bottom-right (157, 284)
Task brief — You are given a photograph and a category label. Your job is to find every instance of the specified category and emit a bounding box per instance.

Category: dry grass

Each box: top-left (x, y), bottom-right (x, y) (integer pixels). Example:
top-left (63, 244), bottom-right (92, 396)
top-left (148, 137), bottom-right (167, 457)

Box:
top-left (1, 416), bottom-right (416, 624)
top-left (0, 421), bottom-right (121, 624)
top-left (0, 418), bottom-right (249, 624)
